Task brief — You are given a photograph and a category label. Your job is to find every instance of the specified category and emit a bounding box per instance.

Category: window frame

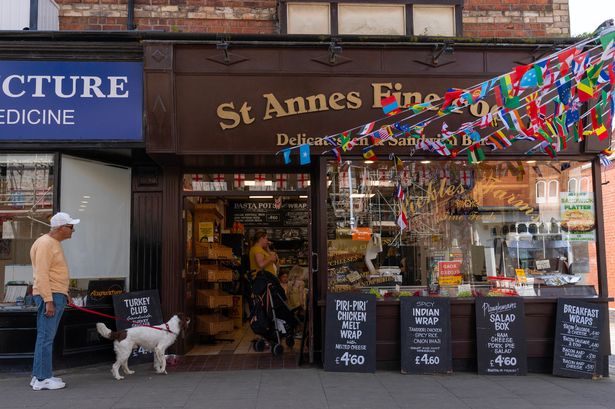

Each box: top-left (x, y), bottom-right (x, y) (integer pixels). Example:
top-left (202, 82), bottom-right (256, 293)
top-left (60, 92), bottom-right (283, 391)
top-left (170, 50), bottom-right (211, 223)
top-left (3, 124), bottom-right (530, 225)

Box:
top-left (280, 0), bottom-right (464, 36)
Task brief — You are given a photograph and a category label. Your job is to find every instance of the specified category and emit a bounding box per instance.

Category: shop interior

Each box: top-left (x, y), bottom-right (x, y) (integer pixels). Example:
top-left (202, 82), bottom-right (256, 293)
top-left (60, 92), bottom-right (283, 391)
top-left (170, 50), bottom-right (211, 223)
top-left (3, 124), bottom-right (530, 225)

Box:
top-left (183, 173), bottom-right (310, 356)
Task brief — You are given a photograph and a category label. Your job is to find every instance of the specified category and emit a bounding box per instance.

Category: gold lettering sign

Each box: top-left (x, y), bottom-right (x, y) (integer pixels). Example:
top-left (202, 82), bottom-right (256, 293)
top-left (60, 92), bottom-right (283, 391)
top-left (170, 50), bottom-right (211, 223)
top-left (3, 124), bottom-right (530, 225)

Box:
top-left (216, 83), bottom-right (497, 131)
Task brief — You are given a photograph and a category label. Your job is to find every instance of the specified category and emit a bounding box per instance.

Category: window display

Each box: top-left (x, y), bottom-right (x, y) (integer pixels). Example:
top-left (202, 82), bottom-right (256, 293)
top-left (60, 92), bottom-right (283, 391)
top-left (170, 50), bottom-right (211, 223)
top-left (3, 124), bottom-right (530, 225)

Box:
top-left (326, 160), bottom-right (597, 298)
top-left (0, 154), bottom-right (55, 303)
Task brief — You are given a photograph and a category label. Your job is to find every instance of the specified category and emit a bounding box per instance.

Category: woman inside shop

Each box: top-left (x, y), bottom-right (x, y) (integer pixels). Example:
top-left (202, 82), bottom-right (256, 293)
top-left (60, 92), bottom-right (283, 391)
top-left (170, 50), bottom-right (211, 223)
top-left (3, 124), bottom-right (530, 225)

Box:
top-left (249, 230), bottom-right (278, 279)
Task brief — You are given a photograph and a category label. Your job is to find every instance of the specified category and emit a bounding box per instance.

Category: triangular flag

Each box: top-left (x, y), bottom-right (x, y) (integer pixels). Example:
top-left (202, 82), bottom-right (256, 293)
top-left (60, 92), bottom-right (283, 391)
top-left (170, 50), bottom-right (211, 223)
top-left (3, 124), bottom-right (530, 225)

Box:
top-left (577, 77), bottom-right (594, 102)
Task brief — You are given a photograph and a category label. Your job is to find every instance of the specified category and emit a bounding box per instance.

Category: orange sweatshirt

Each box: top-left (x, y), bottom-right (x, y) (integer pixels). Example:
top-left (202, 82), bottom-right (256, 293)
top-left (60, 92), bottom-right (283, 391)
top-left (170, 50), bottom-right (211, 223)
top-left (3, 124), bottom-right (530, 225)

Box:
top-left (31, 234), bottom-right (70, 302)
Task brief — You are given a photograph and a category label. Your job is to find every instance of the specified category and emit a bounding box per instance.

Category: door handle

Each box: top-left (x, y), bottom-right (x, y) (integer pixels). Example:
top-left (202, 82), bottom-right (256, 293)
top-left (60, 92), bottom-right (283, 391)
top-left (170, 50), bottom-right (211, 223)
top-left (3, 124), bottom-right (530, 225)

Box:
top-left (311, 252), bottom-right (318, 272)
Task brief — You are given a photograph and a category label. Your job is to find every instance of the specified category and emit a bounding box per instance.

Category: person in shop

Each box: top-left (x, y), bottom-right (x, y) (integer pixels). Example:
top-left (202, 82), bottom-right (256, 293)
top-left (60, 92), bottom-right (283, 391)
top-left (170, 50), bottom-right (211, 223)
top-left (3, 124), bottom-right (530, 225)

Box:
top-left (249, 230), bottom-right (278, 280)
top-left (30, 212), bottom-right (80, 391)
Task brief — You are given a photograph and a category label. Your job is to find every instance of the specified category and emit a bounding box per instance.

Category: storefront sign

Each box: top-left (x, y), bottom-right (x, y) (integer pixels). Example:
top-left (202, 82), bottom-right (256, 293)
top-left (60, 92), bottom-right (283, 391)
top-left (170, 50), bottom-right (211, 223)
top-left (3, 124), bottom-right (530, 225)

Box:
top-left (400, 297), bottom-right (452, 374)
top-left (560, 193), bottom-right (595, 241)
top-left (553, 299), bottom-right (604, 378)
top-left (0, 61), bottom-right (143, 141)
top-left (86, 279), bottom-right (125, 306)
top-left (475, 297), bottom-right (527, 375)
top-left (112, 290), bottom-right (163, 362)
top-left (324, 293), bottom-right (376, 373)
top-left (438, 261), bottom-right (462, 286)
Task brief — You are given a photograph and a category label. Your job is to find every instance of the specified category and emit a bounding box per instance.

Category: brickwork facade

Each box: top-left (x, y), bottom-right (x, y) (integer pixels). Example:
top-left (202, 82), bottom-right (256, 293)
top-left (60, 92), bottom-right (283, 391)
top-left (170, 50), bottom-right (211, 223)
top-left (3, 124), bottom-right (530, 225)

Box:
top-left (56, 0), bottom-right (570, 37)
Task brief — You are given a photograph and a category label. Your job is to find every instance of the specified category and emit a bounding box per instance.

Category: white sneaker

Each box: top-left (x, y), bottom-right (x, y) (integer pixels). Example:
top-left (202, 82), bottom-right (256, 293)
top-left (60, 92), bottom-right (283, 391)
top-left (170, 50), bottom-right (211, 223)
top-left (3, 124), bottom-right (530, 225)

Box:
top-left (32, 378), bottom-right (66, 391)
top-left (30, 376), bottom-right (62, 387)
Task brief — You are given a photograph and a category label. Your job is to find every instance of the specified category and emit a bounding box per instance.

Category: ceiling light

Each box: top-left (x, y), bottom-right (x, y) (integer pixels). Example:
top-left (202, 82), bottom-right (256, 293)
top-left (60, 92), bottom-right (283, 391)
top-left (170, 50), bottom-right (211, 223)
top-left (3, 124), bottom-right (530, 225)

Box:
top-left (527, 160), bottom-right (536, 164)
top-left (364, 160), bottom-right (374, 164)
top-left (351, 193), bottom-right (375, 198)
top-left (420, 160), bottom-right (431, 164)
top-left (249, 195), bottom-right (273, 199)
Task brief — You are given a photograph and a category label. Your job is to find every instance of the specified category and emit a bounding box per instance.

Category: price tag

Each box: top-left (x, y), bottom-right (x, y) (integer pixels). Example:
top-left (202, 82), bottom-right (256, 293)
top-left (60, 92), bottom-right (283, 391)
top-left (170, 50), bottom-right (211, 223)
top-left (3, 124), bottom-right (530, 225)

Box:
top-left (515, 268), bottom-right (526, 283)
top-left (535, 259), bottom-right (550, 270)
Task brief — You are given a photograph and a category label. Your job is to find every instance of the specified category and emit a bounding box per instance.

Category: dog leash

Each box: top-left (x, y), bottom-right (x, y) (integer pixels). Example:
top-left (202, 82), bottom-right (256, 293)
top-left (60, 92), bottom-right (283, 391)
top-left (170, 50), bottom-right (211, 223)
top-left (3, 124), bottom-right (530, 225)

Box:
top-left (68, 303), bottom-right (176, 335)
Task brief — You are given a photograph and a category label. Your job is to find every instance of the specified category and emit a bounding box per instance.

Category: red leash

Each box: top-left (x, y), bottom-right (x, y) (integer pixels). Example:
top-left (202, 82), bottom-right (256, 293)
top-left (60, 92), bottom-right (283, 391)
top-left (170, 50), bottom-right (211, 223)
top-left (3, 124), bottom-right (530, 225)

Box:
top-left (68, 303), bottom-right (174, 334)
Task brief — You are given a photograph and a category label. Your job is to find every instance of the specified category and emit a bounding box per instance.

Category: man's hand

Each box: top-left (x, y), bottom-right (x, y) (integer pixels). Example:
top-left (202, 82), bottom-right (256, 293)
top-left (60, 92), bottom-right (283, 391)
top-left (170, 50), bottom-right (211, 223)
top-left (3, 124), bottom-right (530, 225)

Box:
top-left (45, 301), bottom-right (56, 317)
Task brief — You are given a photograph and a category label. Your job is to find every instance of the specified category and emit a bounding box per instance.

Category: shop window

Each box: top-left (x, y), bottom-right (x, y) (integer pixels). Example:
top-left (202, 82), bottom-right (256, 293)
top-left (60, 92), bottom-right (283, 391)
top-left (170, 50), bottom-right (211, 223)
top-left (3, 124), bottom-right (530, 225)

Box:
top-left (326, 160), bottom-right (598, 298)
top-left (412, 5), bottom-right (455, 36)
top-left (282, 1), bottom-right (461, 36)
top-left (0, 154), bottom-right (55, 303)
top-left (338, 4), bottom-right (405, 35)
top-left (60, 156), bottom-right (131, 286)
top-left (184, 173), bottom-right (309, 192)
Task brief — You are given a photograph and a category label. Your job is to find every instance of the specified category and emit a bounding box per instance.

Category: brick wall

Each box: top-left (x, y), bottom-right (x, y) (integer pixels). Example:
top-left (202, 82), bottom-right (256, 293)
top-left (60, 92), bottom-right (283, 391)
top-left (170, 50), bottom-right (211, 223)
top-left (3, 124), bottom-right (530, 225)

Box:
top-left (56, 0), bottom-right (570, 37)
top-left (603, 165), bottom-right (615, 308)
top-left (56, 0), bottom-right (277, 33)
top-left (462, 0), bottom-right (570, 38)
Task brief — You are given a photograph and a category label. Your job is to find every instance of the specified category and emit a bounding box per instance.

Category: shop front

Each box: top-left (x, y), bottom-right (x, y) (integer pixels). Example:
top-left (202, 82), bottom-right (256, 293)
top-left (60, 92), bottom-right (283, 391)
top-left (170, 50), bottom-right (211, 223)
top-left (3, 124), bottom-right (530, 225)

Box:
top-left (144, 36), bottom-right (611, 373)
top-left (0, 34), bottom-right (144, 369)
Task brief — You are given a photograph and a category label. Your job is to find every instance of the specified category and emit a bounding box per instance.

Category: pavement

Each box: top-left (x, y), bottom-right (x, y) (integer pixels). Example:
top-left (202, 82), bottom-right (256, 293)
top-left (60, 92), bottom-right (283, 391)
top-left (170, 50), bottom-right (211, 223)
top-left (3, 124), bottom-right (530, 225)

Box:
top-left (0, 310), bottom-right (612, 409)
top-left (1, 360), bottom-right (615, 409)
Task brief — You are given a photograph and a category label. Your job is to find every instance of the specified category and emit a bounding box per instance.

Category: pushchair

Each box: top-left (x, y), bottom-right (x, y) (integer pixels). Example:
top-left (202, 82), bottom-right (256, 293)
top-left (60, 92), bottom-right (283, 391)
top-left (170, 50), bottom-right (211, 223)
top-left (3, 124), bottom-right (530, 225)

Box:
top-left (249, 270), bottom-right (298, 356)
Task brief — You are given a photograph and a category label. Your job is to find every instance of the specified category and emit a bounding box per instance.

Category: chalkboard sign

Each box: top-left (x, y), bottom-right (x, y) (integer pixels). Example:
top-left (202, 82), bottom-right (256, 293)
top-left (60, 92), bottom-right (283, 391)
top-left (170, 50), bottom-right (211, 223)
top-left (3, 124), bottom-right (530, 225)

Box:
top-left (401, 297), bottom-right (452, 374)
top-left (475, 297), bottom-right (527, 375)
top-left (112, 290), bottom-right (163, 362)
top-left (324, 293), bottom-right (376, 373)
top-left (553, 299), bottom-right (604, 378)
top-left (228, 200), bottom-right (308, 241)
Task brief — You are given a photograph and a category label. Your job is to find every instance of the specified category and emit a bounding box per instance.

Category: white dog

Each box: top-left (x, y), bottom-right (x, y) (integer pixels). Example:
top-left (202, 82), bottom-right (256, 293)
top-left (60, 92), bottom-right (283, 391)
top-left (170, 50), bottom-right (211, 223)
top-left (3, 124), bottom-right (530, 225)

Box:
top-left (96, 314), bottom-right (190, 380)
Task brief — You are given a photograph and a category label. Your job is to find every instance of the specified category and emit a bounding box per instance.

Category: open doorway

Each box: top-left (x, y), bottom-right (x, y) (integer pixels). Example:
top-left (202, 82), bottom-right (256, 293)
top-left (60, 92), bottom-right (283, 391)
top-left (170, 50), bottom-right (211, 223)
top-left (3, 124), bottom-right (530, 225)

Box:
top-left (182, 179), bottom-right (311, 360)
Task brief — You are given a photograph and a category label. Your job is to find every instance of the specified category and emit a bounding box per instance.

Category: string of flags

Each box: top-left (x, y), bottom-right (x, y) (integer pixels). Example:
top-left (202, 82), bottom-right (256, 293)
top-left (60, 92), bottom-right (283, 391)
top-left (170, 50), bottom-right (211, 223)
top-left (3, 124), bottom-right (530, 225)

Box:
top-left (277, 28), bottom-right (615, 168)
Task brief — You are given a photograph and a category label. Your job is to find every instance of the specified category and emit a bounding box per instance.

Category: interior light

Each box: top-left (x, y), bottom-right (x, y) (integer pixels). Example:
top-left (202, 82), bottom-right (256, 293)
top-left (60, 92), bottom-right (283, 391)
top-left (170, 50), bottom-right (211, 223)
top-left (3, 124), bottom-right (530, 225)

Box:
top-left (249, 195), bottom-right (273, 199)
top-left (420, 160), bottom-right (431, 164)
top-left (351, 193), bottom-right (375, 198)
top-left (244, 181), bottom-right (256, 186)
top-left (82, 195), bottom-right (91, 199)
top-left (364, 160), bottom-right (375, 164)
top-left (80, 201), bottom-right (88, 204)
top-left (299, 195), bottom-right (308, 199)
top-left (527, 160), bottom-right (536, 164)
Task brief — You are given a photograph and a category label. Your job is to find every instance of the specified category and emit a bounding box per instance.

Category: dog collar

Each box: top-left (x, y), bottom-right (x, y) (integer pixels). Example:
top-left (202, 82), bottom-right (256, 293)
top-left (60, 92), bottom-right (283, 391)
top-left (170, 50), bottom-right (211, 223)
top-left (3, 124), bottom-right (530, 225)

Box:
top-left (164, 323), bottom-right (176, 335)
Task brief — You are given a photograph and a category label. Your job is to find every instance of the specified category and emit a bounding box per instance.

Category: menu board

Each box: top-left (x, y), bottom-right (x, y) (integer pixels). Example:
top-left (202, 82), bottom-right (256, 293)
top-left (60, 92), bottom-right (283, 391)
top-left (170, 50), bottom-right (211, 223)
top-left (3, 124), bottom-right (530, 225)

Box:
top-left (400, 297), bottom-right (452, 374)
top-left (560, 192), bottom-right (595, 241)
top-left (112, 290), bottom-right (163, 362)
top-left (553, 299), bottom-right (604, 378)
top-left (475, 297), bottom-right (527, 375)
top-left (228, 199), bottom-right (308, 241)
top-left (324, 293), bottom-right (376, 373)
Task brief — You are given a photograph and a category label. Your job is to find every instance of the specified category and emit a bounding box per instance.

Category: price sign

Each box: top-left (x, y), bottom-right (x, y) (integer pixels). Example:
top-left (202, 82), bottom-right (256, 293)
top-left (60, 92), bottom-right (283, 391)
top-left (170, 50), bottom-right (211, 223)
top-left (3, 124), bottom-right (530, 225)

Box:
top-left (324, 293), bottom-right (376, 373)
top-left (553, 299), bottom-right (605, 378)
top-left (401, 297), bottom-right (452, 374)
top-left (475, 297), bottom-right (527, 375)
top-left (535, 259), bottom-right (550, 270)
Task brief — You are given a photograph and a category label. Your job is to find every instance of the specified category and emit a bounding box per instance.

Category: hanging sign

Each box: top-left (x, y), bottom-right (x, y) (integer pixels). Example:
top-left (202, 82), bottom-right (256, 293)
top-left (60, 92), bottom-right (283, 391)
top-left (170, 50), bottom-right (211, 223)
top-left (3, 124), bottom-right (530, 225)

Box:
top-left (475, 297), bottom-right (527, 375)
top-left (400, 297), bottom-right (452, 374)
top-left (553, 299), bottom-right (604, 378)
top-left (324, 293), bottom-right (376, 373)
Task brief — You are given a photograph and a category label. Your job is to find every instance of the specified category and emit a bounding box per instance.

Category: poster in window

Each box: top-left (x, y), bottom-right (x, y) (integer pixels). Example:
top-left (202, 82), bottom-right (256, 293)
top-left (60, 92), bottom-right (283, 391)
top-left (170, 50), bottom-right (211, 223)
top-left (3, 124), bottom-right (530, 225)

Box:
top-left (560, 192), bottom-right (595, 241)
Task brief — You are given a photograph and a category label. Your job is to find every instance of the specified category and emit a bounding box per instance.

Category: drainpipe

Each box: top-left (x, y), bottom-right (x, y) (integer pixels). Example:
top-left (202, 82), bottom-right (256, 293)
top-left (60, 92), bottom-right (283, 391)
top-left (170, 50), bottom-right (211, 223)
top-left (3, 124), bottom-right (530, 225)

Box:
top-left (127, 0), bottom-right (135, 30)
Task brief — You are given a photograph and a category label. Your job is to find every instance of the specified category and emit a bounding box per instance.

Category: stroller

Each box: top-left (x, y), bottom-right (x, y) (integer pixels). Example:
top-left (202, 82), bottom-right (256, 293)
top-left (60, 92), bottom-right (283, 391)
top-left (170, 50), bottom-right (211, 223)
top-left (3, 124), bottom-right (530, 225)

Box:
top-left (249, 270), bottom-right (298, 356)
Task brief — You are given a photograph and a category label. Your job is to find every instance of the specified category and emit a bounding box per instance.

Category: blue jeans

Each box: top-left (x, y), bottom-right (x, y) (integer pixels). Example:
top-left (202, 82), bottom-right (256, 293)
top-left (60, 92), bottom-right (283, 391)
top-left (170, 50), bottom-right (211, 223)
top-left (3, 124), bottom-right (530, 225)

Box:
top-left (32, 293), bottom-right (67, 381)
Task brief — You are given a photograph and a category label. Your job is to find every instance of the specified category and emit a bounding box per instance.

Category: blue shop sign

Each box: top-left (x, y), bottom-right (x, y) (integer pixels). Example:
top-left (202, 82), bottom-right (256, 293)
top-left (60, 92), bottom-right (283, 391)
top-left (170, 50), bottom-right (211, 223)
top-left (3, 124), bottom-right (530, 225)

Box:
top-left (0, 61), bottom-right (143, 141)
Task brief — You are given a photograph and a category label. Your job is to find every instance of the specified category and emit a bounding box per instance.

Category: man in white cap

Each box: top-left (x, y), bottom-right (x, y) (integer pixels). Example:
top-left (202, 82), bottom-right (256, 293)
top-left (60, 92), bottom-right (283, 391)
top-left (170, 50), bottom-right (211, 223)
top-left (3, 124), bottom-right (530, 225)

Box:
top-left (30, 212), bottom-right (80, 391)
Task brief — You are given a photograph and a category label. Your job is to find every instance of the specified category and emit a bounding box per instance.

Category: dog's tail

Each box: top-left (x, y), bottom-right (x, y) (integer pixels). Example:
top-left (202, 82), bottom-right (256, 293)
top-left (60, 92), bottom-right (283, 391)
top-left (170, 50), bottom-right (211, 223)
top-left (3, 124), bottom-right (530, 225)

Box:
top-left (96, 323), bottom-right (126, 341)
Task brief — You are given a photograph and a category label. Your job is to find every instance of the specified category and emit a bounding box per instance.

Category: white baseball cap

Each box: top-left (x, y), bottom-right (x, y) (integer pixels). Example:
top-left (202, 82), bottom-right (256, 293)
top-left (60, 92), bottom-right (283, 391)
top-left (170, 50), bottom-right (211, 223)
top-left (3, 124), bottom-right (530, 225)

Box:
top-left (50, 212), bottom-right (81, 228)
